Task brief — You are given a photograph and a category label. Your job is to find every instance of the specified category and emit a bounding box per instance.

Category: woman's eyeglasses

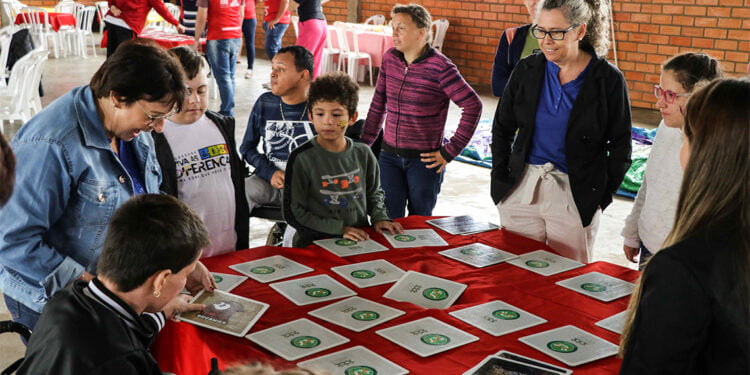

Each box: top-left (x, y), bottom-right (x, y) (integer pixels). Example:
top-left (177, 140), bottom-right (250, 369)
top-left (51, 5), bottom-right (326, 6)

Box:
top-left (531, 24), bottom-right (579, 40)
top-left (136, 100), bottom-right (178, 128)
top-left (653, 85), bottom-right (690, 104)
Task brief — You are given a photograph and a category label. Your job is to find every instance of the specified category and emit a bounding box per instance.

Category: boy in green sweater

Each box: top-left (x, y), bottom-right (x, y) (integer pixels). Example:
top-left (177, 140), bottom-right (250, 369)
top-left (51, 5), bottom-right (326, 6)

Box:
top-left (283, 72), bottom-right (403, 248)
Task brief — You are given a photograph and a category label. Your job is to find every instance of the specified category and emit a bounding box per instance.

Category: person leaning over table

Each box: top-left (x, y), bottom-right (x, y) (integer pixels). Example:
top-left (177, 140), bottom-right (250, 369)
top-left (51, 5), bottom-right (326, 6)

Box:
top-left (360, 3), bottom-right (482, 219)
top-left (490, 0), bottom-right (631, 263)
top-left (619, 77), bottom-right (750, 374)
top-left (0, 40), bottom-right (216, 334)
top-left (491, 0), bottom-right (541, 98)
top-left (103, 0), bottom-right (186, 57)
top-left (17, 194), bottom-right (210, 375)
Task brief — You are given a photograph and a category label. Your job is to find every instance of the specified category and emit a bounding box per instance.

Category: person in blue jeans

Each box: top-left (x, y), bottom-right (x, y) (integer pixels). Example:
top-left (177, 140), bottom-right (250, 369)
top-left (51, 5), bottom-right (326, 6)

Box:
top-left (0, 41), bottom-right (216, 335)
top-left (194, 0), bottom-right (244, 116)
top-left (262, 0), bottom-right (290, 60)
top-left (242, 0), bottom-right (258, 79)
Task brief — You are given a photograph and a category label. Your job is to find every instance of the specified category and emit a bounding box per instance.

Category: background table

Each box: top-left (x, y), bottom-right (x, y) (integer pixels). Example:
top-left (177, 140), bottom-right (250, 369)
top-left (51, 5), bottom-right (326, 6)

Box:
top-left (139, 29), bottom-right (205, 50)
top-left (152, 216), bottom-right (637, 374)
top-left (327, 23), bottom-right (394, 68)
top-left (14, 12), bottom-right (76, 31)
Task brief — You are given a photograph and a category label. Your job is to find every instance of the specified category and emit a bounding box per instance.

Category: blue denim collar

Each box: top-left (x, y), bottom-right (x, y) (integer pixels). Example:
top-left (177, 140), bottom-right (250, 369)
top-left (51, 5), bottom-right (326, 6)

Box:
top-left (73, 86), bottom-right (112, 150)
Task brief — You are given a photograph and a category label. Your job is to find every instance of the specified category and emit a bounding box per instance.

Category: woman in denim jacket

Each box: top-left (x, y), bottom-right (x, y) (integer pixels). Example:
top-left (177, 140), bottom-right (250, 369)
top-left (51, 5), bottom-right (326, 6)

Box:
top-left (0, 41), bottom-right (217, 333)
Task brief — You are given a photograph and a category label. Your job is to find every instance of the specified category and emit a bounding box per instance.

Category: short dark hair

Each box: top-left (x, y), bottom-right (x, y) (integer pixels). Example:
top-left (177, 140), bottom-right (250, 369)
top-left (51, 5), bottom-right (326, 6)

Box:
top-left (307, 71), bottom-right (359, 115)
top-left (97, 194), bottom-right (209, 292)
top-left (663, 52), bottom-right (723, 92)
top-left (392, 3), bottom-right (432, 29)
top-left (0, 135), bottom-right (14, 207)
top-left (169, 45), bottom-right (207, 80)
top-left (90, 39), bottom-right (185, 111)
top-left (276, 45), bottom-right (314, 79)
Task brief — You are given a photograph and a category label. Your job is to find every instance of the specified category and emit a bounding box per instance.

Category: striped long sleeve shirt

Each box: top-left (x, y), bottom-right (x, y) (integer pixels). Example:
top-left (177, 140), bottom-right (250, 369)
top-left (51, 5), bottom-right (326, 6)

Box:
top-left (362, 46), bottom-right (482, 161)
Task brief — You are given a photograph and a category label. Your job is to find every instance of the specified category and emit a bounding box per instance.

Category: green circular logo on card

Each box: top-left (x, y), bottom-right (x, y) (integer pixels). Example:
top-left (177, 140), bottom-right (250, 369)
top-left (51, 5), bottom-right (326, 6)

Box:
top-left (547, 340), bottom-right (578, 353)
top-left (250, 266), bottom-right (275, 274)
top-left (212, 275), bottom-right (223, 283)
top-left (422, 288), bottom-right (449, 301)
top-left (421, 333), bottom-right (451, 345)
top-left (351, 310), bottom-right (380, 321)
top-left (345, 366), bottom-right (377, 375)
top-left (291, 336), bottom-right (320, 348)
top-left (525, 260), bottom-right (550, 268)
top-left (394, 234), bottom-right (416, 242)
top-left (492, 309), bottom-right (520, 320)
top-left (351, 270), bottom-right (377, 279)
top-left (305, 288), bottom-right (332, 297)
top-left (336, 239), bottom-right (358, 246)
top-left (581, 282), bottom-right (607, 292)
top-left (460, 247), bottom-right (484, 256)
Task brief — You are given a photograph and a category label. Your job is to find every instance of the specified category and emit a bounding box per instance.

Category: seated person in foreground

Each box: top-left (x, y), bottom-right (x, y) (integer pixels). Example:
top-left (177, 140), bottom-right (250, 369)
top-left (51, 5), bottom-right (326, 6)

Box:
top-left (18, 194), bottom-right (209, 375)
top-left (283, 72), bottom-right (403, 248)
top-left (153, 46), bottom-right (250, 257)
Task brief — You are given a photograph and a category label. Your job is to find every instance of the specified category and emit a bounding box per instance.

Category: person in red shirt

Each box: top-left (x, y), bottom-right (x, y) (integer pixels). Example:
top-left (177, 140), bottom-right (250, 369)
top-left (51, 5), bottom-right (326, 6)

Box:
top-left (194, 0), bottom-right (244, 116)
top-left (262, 0), bottom-right (290, 60)
top-left (104, 0), bottom-right (185, 57)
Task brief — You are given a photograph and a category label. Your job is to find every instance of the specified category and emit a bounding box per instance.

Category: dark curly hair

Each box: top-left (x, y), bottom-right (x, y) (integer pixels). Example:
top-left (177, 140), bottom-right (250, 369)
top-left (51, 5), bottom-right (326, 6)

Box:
top-left (663, 52), bottom-right (723, 92)
top-left (307, 71), bottom-right (359, 115)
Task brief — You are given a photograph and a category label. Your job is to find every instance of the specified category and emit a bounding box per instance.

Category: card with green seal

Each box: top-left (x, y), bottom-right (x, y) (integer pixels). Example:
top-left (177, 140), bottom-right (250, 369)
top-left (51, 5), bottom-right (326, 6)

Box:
top-left (308, 296), bottom-right (405, 332)
top-left (376, 317), bottom-right (479, 357)
top-left (246, 318), bottom-right (349, 361)
top-left (270, 274), bottom-right (357, 306)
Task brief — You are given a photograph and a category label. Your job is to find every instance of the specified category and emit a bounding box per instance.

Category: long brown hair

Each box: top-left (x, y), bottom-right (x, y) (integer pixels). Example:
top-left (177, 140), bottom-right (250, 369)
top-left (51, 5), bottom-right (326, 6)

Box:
top-left (619, 77), bottom-right (750, 356)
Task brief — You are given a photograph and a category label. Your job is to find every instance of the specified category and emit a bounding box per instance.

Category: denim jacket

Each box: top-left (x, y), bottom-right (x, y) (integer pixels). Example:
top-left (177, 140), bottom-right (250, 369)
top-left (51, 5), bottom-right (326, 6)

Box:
top-left (0, 86), bottom-right (162, 313)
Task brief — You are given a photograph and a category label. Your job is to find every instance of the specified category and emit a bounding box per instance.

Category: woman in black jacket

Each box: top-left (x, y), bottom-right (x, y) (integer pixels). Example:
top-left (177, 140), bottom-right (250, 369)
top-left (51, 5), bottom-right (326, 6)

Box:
top-left (619, 77), bottom-right (749, 374)
top-left (490, 0), bottom-right (631, 263)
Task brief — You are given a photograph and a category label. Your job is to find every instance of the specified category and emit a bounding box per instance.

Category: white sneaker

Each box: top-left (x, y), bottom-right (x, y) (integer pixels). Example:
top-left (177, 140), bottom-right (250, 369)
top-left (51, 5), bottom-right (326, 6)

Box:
top-left (244, 70), bottom-right (253, 79)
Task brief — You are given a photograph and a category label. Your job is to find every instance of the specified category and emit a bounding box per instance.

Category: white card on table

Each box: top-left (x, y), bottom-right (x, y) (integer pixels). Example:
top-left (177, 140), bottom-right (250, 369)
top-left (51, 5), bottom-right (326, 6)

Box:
top-left (313, 238), bottom-right (389, 257)
top-left (308, 296), bottom-right (405, 332)
top-left (211, 272), bottom-right (248, 292)
top-left (246, 318), bottom-right (350, 361)
top-left (376, 317), bottom-right (479, 357)
top-left (439, 243), bottom-right (518, 268)
top-left (556, 272), bottom-right (635, 302)
top-left (298, 346), bottom-right (409, 375)
top-left (595, 310), bottom-right (628, 334)
top-left (494, 350), bottom-right (573, 374)
top-left (382, 229), bottom-right (449, 248)
top-left (426, 215), bottom-right (500, 235)
top-left (449, 300), bottom-right (547, 337)
top-left (270, 274), bottom-right (356, 306)
top-left (229, 255), bottom-right (314, 283)
top-left (463, 355), bottom-right (567, 375)
top-left (177, 290), bottom-right (269, 337)
top-left (383, 270), bottom-right (467, 309)
top-left (506, 250), bottom-right (585, 276)
top-left (330, 259), bottom-right (405, 288)
top-left (519, 325), bottom-right (619, 367)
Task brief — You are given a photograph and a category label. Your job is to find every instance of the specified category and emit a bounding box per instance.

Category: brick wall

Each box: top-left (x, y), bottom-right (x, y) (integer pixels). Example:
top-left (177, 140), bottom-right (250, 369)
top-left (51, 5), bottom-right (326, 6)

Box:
top-left (23, 0), bottom-right (750, 110)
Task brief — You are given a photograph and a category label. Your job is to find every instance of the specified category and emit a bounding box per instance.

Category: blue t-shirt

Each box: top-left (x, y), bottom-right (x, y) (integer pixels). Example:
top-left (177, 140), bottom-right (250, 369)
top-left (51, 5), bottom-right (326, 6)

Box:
top-left (119, 139), bottom-right (146, 195)
top-left (528, 59), bottom-right (591, 174)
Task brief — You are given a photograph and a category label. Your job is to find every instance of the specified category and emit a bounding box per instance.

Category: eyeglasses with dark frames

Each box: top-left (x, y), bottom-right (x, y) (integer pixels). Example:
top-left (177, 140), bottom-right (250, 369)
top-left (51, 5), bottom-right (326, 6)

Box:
top-left (531, 24), bottom-right (580, 41)
top-left (653, 85), bottom-right (690, 104)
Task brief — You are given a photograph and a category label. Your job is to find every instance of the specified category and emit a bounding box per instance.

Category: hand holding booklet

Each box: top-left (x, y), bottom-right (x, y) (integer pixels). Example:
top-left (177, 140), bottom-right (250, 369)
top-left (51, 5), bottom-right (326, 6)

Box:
top-left (177, 290), bottom-right (269, 337)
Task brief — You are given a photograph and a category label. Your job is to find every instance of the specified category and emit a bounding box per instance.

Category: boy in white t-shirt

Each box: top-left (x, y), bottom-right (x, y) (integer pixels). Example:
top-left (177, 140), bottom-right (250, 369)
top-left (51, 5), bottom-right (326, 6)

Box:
top-left (153, 46), bottom-right (250, 257)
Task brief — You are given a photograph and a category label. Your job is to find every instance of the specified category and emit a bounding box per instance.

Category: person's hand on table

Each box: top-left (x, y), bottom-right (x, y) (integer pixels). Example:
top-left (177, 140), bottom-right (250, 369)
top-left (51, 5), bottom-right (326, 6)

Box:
top-left (185, 261), bottom-right (217, 294)
top-left (176, 24), bottom-right (186, 34)
top-left (163, 294), bottom-right (204, 321)
top-left (109, 5), bottom-right (121, 17)
top-left (270, 170), bottom-right (285, 190)
top-left (374, 220), bottom-right (403, 235)
top-left (623, 245), bottom-right (640, 263)
top-left (343, 226), bottom-right (369, 241)
top-left (421, 150), bottom-right (448, 173)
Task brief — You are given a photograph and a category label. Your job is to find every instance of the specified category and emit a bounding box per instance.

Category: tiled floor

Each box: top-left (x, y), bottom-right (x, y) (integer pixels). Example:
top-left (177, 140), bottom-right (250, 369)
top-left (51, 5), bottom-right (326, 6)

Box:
top-left (0, 40), bottom-right (656, 368)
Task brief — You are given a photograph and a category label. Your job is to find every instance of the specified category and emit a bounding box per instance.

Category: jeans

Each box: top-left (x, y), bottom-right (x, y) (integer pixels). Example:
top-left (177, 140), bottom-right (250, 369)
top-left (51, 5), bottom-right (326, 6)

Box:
top-left (242, 18), bottom-right (257, 69)
top-left (4, 295), bottom-right (41, 343)
top-left (638, 244), bottom-right (653, 270)
top-left (378, 150), bottom-right (444, 219)
top-left (205, 38), bottom-right (241, 116)
top-left (262, 22), bottom-right (289, 60)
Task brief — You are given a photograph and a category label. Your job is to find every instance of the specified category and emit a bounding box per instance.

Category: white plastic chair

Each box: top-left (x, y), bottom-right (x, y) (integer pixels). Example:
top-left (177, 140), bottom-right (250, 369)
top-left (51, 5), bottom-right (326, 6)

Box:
top-left (54, 1), bottom-right (77, 15)
top-left (0, 27), bottom-right (14, 88)
top-left (430, 19), bottom-right (449, 52)
top-left (94, 1), bottom-right (108, 32)
top-left (18, 7), bottom-right (62, 58)
top-left (334, 22), bottom-right (373, 86)
top-left (147, 3), bottom-right (180, 32)
top-left (320, 26), bottom-right (339, 75)
top-left (291, 15), bottom-right (299, 38)
top-left (65, 5), bottom-right (96, 58)
top-left (0, 49), bottom-right (48, 127)
top-left (1, 0), bottom-right (23, 30)
top-left (363, 14), bottom-right (385, 26)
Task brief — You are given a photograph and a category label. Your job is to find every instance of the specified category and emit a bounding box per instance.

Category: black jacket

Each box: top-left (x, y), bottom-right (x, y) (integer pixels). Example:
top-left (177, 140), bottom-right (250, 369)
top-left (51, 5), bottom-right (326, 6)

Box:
top-left (620, 227), bottom-right (749, 374)
top-left (153, 110), bottom-right (250, 250)
top-left (17, 281), bottom-right (163, 375)
top-left (490, 44), bottom-right (632, 226)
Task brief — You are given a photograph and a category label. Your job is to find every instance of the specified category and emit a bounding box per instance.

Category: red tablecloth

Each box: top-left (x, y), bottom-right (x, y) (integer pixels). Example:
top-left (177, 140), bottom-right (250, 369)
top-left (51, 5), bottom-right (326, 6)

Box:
top-left (152, 216), bottom-right (638, 374)
top-left (328, 24), bottom-right (394, 68)
top-left (139, 29), bottom-right (206, 50)
top-left (15, 12), bottom-right (76, 32)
